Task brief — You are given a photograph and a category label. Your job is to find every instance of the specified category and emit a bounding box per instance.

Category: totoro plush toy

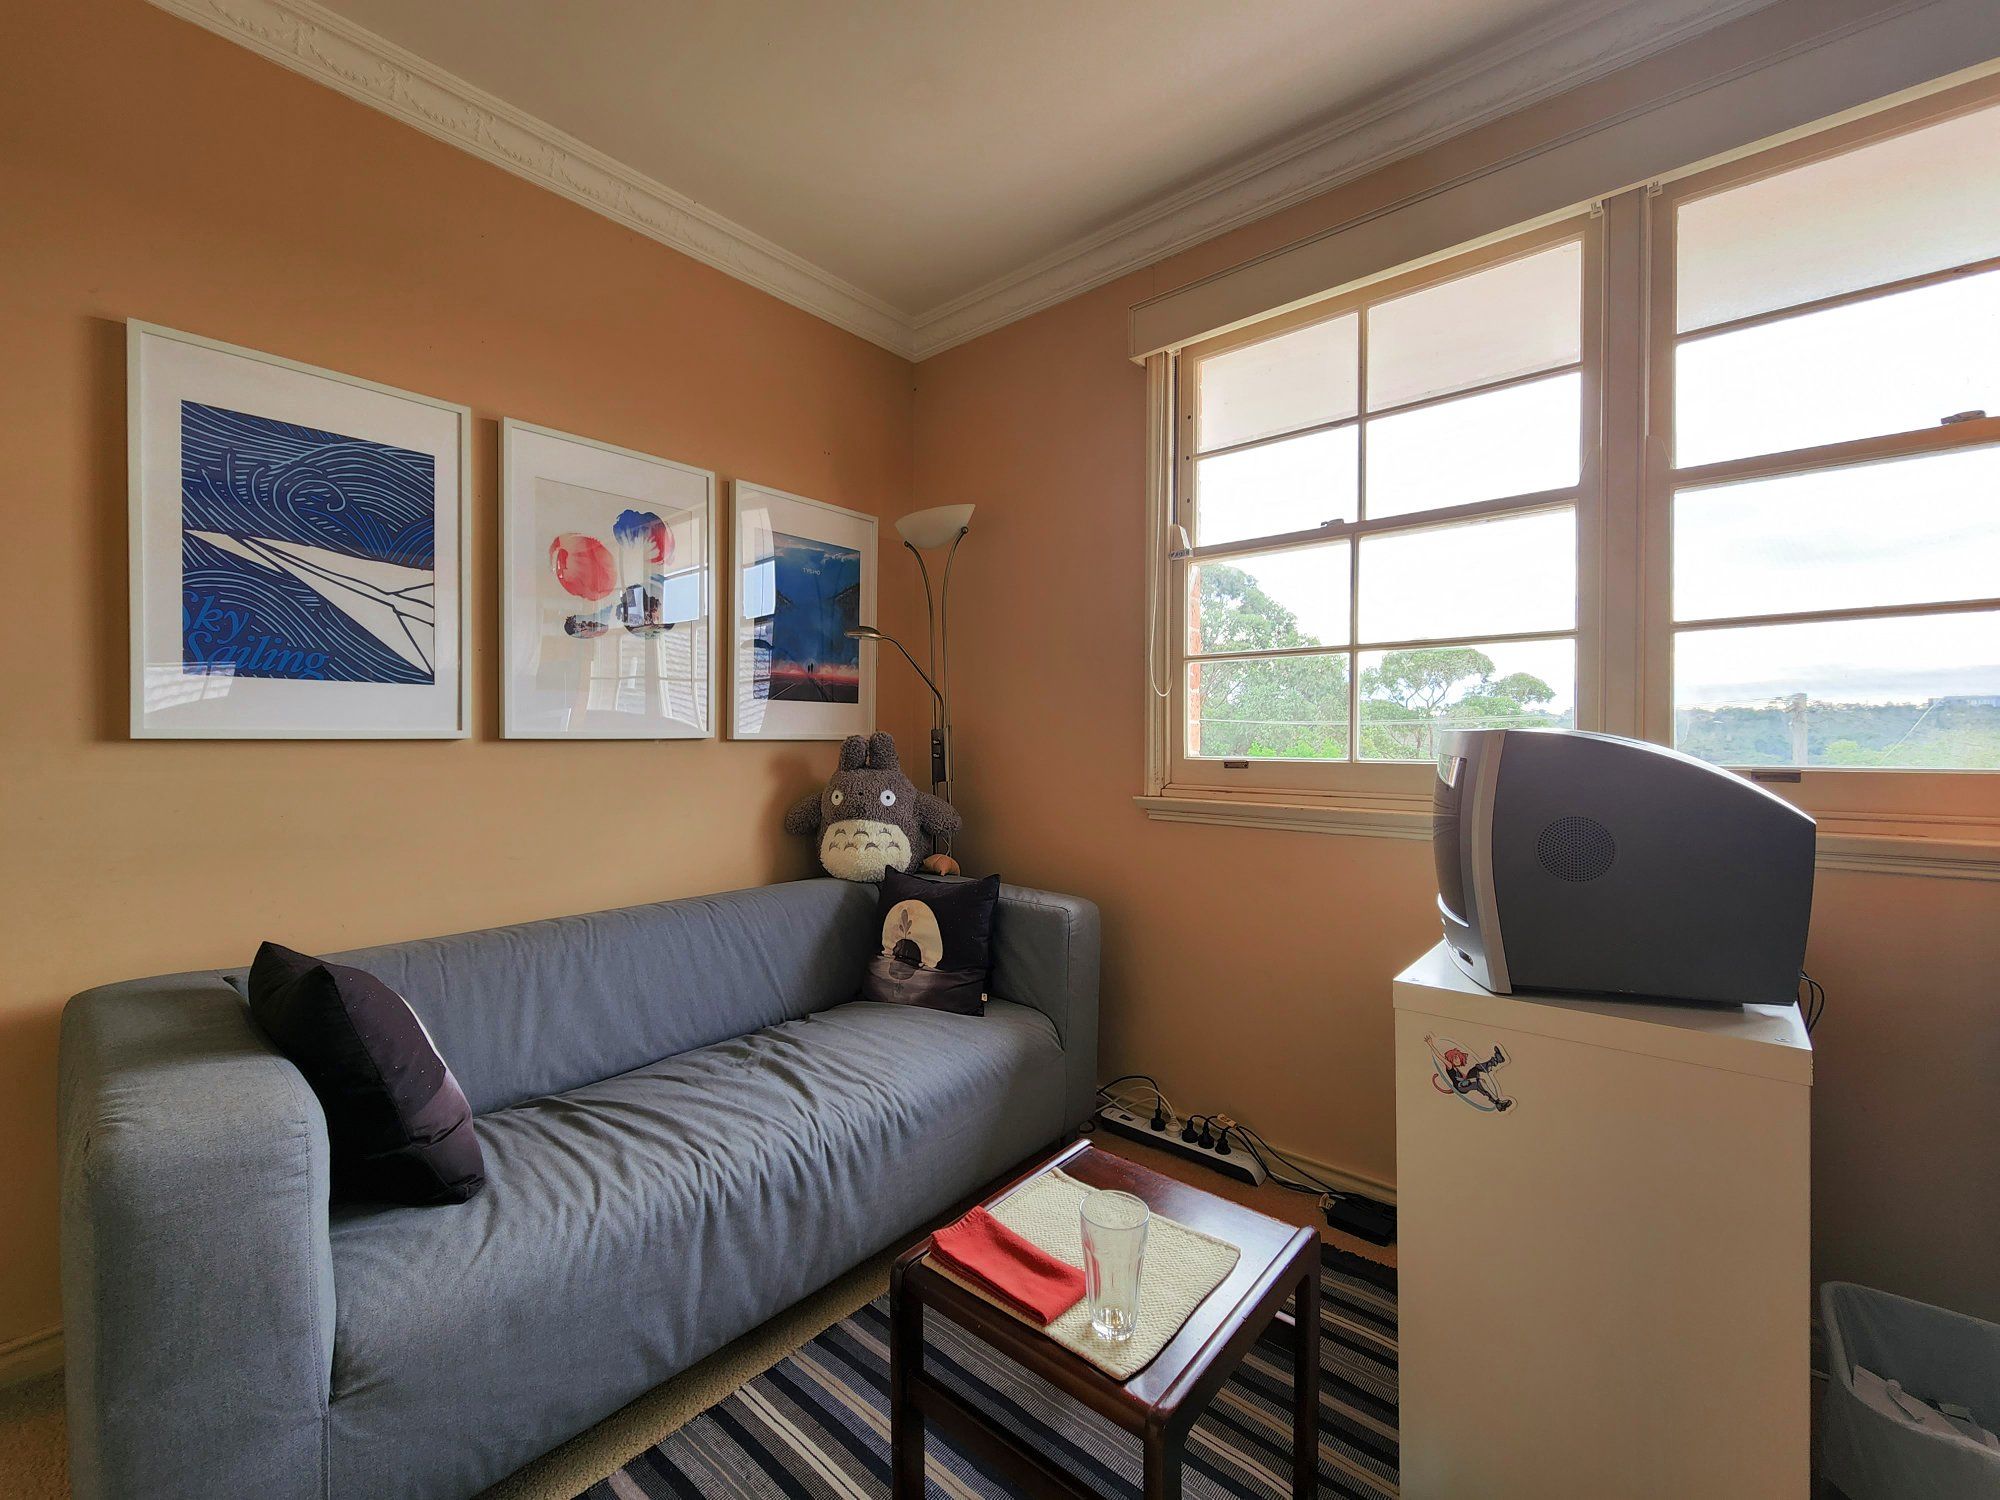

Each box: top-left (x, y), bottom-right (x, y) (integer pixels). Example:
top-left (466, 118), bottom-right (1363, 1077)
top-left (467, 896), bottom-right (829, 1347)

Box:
top-left (785, 733), bottom-right (961, 882)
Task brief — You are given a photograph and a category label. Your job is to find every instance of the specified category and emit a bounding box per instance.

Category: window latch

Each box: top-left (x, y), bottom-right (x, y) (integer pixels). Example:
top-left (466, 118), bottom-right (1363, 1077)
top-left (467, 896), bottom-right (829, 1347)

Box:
top-left (1942, 410), bottom-right (1987, 425)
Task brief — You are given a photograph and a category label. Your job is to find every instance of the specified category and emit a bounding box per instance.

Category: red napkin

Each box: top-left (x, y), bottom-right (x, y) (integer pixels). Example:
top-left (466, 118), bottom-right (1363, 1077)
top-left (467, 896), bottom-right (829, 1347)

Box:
top-left (930, 1206), bottom-right (1086, 1325)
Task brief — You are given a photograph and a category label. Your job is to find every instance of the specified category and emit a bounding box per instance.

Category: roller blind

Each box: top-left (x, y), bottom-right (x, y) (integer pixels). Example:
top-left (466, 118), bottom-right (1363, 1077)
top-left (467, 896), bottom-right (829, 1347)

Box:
top-left (1129, 0), bottom-right (2000, 361)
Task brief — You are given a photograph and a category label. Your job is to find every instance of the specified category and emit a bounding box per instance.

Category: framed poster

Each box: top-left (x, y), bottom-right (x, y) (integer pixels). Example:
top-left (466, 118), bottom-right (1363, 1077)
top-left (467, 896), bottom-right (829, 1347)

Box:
top-left (500, 419), bottom-right (716, 739)
top-left (730, 480), bottom-right (877, 741)
top-left (128, 321), bottom-right (470, 739)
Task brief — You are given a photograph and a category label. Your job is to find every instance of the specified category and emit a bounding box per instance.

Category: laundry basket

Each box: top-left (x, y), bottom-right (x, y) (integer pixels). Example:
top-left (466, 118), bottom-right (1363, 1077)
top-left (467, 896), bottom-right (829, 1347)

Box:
top-left (1821, 1282), bottom-right (2000, 1499)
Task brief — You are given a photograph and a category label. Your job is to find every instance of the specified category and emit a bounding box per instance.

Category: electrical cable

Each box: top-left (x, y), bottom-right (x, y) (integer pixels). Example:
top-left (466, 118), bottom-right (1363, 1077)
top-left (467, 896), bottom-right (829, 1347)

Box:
top-left (1097, 1074), bottom-right (1175, 1112)
top-left (1231, 1124), bottom-right (1337, 1192)
top-left (1098, 1077), bottom-right (1393, 1234)
top-left (1097, 1074), bottom-right (1178, 1129)
top-left (1230, 1133), bottom-right (1326, 1196)
top-left (1799, 971), bottom-right (1826, 1034)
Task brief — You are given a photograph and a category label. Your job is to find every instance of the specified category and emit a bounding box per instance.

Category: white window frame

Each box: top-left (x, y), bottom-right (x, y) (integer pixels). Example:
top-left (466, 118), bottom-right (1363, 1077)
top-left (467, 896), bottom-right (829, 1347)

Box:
top-left (1159, 215), bottom-right (1604, 804)
top-left (1640, 73), bottom-right (2000, 830)
top-left (1143, 72), bottom-right (2000, 861)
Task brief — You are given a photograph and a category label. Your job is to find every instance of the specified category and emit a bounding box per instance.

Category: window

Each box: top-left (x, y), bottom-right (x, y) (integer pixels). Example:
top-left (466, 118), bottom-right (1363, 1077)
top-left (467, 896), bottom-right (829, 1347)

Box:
top-left (1154, 74), bottom-right (2000, 823)
top-left (1652, 89), bottom-right (2000, 773)
top-left (1172, 224), bottom-right (1594, 790)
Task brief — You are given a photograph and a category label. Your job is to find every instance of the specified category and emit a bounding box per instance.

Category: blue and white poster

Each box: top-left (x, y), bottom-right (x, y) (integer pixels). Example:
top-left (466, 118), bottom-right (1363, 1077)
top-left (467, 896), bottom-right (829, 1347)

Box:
top-left (179, 403), bottom-right (437, 685)
top-left (130, 323), bottom-right (468, 737)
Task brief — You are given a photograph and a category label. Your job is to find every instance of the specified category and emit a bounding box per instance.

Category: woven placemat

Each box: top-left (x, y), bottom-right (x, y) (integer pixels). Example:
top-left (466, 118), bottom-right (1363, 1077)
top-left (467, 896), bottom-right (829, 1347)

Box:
top-left (932, 1168), bottom-right (1241, 1381)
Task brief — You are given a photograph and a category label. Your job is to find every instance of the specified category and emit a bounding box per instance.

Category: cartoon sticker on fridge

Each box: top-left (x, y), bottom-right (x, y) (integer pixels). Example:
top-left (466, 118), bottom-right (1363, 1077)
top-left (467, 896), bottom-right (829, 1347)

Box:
top-left (1426, 1034), bottom-right (1515, 1113)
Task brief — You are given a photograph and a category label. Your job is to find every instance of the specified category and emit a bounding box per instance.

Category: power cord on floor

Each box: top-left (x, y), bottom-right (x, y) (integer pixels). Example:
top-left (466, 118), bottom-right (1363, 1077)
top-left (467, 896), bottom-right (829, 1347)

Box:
top-left (1096, 1073), bottom-right (1175, 1132)
top-left (1095, 1074), bottom-right (1398, 1245)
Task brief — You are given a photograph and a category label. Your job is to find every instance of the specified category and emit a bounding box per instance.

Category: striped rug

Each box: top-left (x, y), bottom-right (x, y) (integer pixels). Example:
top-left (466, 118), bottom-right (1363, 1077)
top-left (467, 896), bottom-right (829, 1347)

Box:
top-left (587, 1246), bottom-right (1397, 1499)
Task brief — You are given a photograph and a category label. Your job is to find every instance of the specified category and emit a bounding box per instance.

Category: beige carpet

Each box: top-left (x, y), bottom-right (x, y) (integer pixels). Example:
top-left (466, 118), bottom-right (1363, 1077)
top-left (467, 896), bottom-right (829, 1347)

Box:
top-left (0, 1371), bottom-right (65, 1499)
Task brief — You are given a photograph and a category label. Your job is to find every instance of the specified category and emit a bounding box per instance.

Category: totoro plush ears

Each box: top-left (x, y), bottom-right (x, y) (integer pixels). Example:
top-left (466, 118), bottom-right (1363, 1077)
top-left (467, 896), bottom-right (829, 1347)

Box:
top-left (784, 733), bottom-right (962, 882)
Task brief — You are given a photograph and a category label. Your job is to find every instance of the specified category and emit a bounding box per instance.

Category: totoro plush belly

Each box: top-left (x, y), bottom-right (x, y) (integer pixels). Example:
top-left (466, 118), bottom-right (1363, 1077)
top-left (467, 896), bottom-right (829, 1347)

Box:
top-left (819, 818), bottom-right (912, 881)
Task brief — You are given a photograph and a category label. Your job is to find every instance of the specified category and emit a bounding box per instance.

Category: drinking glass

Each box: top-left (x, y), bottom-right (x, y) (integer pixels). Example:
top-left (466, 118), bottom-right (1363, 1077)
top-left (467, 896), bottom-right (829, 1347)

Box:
top-left (1080, 1190), bottom-right (1150, 1343)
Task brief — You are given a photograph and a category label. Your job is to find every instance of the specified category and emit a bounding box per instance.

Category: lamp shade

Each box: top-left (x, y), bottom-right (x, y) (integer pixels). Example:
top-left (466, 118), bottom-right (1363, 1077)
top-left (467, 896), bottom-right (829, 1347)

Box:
top-left (895, 504), bottom-right (975, 549)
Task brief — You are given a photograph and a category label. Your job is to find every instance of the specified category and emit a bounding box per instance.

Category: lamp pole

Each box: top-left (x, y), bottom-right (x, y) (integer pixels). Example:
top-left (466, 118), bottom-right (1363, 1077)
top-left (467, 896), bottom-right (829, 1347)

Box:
top-left (850, 505), bottom-right (974, 806)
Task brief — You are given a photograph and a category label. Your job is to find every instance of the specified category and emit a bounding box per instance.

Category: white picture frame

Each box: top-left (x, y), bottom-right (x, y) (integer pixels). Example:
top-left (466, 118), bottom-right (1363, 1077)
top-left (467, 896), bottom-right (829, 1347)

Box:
top-left (500, 419), bottom-right (717, 740)
top-left (729, 480), bottom-right (878, 741)
top-left (128, 321), bottom-right (471, 739)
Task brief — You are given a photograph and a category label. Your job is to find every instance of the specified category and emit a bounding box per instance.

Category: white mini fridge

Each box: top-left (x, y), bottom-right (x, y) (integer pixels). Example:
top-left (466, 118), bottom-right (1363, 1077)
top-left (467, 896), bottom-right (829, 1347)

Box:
top-left (1394, 942), bottom-right (1813, 1498)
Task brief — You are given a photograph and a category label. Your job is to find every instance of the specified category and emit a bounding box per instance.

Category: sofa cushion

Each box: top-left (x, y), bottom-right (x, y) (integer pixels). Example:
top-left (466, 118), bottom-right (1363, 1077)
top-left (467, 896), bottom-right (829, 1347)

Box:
top-left (324, 878), bottom-right (877, 1115)
top-left (863, 869), bottom-right (1000, 1013)
top-left (246, 942), bottom-right (485, 1205)
top-left (323, 998), bottom-right (1067, 1500)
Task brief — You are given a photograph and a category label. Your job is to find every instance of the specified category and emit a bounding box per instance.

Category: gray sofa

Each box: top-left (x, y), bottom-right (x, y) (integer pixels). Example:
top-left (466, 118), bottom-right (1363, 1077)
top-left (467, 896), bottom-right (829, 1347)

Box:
top-left (58, 877), bottom-right (1098, 1500)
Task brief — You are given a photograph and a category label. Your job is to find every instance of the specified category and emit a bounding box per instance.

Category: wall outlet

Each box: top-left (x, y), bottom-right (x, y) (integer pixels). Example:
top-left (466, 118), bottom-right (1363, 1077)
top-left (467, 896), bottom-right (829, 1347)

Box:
top-left (1094, 1104), bottom-right (1268, 1187)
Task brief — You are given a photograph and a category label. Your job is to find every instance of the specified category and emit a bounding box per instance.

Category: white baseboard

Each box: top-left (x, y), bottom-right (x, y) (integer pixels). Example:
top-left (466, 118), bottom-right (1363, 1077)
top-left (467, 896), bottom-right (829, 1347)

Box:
top-left (0, 1325), bottom-right (62, 1387)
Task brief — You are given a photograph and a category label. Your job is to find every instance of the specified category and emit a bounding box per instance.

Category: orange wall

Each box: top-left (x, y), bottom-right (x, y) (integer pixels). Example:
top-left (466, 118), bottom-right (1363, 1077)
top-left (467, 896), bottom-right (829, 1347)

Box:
top-left (0, 0), bottom-right (924, 1355)
top-left (915, 158), bottom-right (2000, 1326)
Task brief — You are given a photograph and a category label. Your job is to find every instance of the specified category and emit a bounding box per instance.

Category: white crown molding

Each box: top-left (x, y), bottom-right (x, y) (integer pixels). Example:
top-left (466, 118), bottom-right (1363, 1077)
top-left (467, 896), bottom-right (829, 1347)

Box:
top-left (906, 0), bottom-right (1780, 358)
top-left (145, 0), bottom-right (915, 356)
top-left (151, 0), bottom-right (1776, 362)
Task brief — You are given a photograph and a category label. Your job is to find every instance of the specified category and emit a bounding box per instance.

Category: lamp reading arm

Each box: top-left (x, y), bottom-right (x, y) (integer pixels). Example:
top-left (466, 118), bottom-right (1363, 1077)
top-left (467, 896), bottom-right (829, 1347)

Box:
top-left (845, 625), bottom-right (942, 705)
top-left (846, 625), bottom-right (948, 793)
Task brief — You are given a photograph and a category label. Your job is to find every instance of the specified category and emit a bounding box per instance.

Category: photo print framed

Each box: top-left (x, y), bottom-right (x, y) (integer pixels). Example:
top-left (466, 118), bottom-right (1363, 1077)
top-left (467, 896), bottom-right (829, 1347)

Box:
top-left (500, 419), bottom-right (716, 739)
top-left (729, 480), bottom-right (877, 741)
top-left (127, 321), bottom-right (471, 738)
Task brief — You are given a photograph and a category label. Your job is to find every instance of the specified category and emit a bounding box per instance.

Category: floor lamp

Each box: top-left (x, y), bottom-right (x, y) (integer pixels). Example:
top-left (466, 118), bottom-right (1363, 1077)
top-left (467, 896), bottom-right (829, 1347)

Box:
top-left (845, 504), bottom-right (973, 805)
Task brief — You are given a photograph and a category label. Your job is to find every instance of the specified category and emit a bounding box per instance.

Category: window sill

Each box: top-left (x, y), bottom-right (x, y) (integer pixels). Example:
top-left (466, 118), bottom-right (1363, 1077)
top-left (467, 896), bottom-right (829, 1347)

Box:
top-left (1134, 793), bottom-right (2000, 881)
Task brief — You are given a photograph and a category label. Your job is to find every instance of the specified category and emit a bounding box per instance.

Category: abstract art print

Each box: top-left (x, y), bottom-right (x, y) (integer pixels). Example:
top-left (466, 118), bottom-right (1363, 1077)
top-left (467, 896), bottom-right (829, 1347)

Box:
top-left (129, 322), bottom-right (469, 738)
top-left (501, 421), bottom-right (715, 739)
top-left (730, 481), bottom-right (877, 741)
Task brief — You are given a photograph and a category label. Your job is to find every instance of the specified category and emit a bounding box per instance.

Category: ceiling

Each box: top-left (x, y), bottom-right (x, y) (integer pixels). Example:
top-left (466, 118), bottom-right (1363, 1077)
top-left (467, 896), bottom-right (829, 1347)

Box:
top-left (160, 0), bottom-right (1771, 355)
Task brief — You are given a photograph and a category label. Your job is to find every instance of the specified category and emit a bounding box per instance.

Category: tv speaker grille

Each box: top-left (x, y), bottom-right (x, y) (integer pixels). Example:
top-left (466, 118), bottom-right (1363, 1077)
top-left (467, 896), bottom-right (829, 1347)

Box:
top-left (1536, 815), bottom-right (1617, 882)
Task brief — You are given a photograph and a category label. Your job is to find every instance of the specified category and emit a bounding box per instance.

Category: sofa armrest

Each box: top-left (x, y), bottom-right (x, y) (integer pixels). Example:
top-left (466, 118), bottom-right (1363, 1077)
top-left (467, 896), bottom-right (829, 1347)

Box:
top-left (991, 886), bottom-right (1101, 1130)
top-left (60, 974), bottom-right (334, 1500)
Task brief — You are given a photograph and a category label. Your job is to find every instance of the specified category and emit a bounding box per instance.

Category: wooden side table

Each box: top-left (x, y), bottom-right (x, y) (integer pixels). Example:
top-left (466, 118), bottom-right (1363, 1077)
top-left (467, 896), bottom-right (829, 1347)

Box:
top-left (889, 1140), bottom-right (1321, 1500)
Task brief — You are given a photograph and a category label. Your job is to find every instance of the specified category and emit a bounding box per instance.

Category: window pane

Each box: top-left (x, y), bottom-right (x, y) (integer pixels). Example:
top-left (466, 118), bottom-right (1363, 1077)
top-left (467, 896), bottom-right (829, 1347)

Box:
top-left (1675, 270), bottom-right (2000, 467)
top-left (1368, 241), bottom-right (1582, 410)
top-left (1675, 447), bottom-right (2000, 622)
top-left (1197, 313), bottom-right (1358, 451)
top-left (1187, 655), bottom-right (1349, 761)
top-left (1674, 612), bottom-right (2000, 769)
top-left (1366, 372), bottom-right (1580, 517)
top-left (1357, 638), bottom-right (1576, 761)
top-left (1194, 427), bottom-right (1357, 546)
top-left (1358, 509), bottom-right (1575, 644)
top-left (1678, 101), bottom-right (2000, 333)
top-left (1188, 543), bottom-right (1348, 655)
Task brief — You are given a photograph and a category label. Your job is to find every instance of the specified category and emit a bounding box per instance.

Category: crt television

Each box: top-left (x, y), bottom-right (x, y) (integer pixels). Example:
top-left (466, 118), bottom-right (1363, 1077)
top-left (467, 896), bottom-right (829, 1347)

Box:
top-left (1433, 728), bottom-right (1815, 1006)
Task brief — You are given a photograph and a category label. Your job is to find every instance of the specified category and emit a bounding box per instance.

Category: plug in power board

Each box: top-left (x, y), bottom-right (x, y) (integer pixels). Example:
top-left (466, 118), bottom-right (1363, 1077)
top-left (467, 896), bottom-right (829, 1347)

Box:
top-left (1093, 1104), bottom-right (1268, 1187)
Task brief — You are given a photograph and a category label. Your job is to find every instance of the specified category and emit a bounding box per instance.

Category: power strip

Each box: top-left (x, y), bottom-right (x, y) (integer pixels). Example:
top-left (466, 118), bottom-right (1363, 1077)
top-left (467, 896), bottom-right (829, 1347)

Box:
top-left (1094, 1104), bottom-right (1268, 1187)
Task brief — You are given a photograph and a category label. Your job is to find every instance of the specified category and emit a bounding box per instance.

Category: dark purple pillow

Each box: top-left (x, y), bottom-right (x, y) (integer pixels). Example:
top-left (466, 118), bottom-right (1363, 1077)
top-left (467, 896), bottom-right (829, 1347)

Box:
top-left (862, 870), bottom-right (1000, 1015)
top-left (247, 942), bottom-right (484, 1206)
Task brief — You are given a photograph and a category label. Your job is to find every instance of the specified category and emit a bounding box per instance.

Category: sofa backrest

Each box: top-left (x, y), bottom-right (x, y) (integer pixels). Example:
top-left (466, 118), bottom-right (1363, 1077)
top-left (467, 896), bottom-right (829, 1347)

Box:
top-left (327, 878), bottom-right (876, 1115)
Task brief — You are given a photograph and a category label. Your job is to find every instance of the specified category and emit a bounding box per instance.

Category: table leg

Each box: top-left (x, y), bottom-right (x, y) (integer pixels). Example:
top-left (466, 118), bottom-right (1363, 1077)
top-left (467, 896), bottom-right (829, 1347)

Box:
top-left (890, 1271), bottom-right (925, 1500)
top-left (1293, 1257), bottom-right (1322, 1499)
top-left (1143, 1421), bottom-right (1184, 1500)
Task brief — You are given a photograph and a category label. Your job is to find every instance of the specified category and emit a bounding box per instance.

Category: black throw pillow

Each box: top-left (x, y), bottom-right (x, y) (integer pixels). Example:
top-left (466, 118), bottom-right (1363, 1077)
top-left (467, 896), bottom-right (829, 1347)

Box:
top-left (246, 942), bottom-right (485, 1205)
top-left (861, 869), bottom-right (1000, 1015)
